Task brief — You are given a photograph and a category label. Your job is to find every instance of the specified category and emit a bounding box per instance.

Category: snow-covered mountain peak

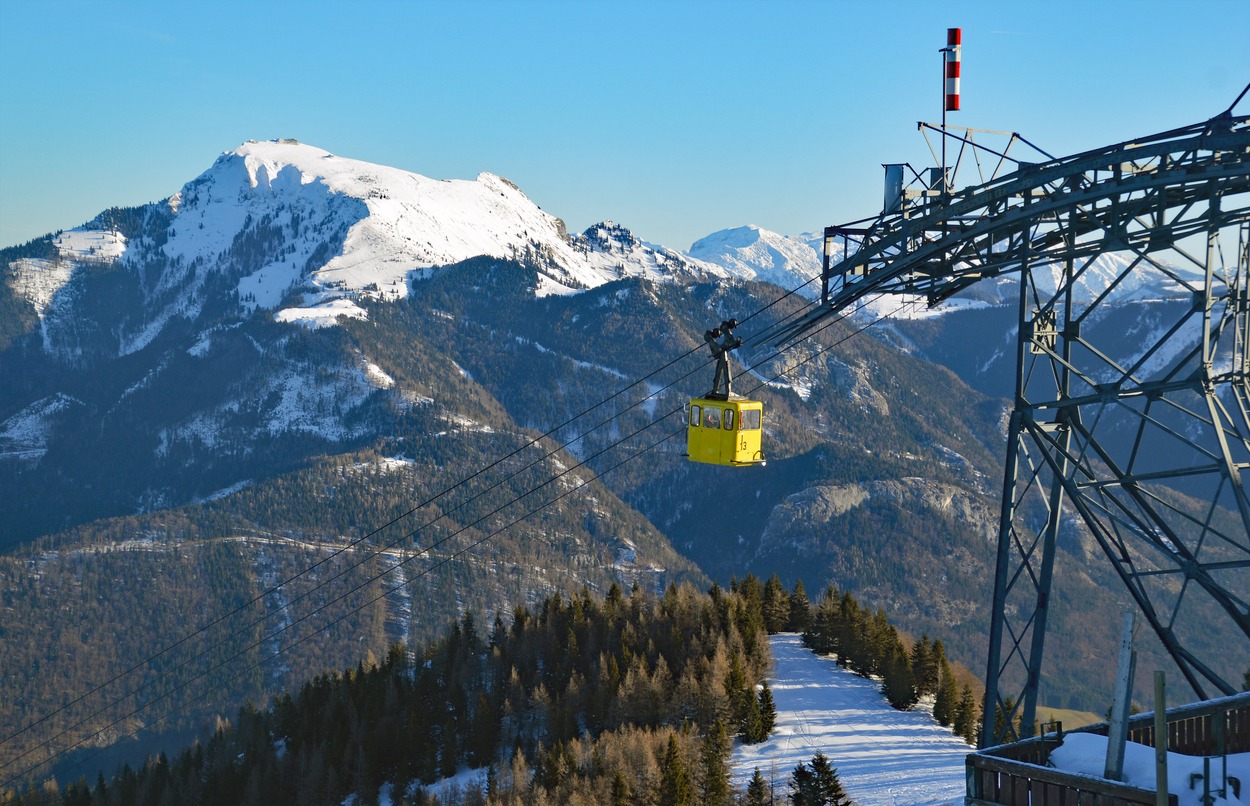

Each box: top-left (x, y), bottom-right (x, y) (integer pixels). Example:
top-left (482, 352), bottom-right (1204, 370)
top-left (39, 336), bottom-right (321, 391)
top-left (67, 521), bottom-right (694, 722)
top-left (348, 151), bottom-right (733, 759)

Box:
top-left (145, 140), bottom-right (637, 333)
top-left (571, 221), bottom-right (732, 284)
top-left (577, 221), bottom-right (644, 253)
top-left (689, 222), bottom-right (1196, 313)
top-left (232, 139), bottom-right (334, 189)
top-left (696, 224), bottom-right (768, 249)
top-left (8, 139), bottom-right (770, 354)
top-left (690, 224), bottom-right (825, 298)
top-left (187, 140), bottom-right (758, 309)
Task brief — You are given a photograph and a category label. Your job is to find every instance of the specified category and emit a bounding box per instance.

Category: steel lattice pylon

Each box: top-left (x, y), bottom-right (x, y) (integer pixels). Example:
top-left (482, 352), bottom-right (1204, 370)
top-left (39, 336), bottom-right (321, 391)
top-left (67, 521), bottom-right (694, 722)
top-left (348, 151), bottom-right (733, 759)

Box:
top-left (777, 112), bottom-right (1250, 747)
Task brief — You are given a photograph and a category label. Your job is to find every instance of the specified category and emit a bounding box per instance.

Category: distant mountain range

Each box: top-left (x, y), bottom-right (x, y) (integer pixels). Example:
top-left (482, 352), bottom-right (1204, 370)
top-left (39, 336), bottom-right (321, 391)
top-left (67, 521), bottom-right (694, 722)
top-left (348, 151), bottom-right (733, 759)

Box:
top-left (0, 140), bottom-right (1225, 784)
top-left (4, 139), bottom-right (1191, 357)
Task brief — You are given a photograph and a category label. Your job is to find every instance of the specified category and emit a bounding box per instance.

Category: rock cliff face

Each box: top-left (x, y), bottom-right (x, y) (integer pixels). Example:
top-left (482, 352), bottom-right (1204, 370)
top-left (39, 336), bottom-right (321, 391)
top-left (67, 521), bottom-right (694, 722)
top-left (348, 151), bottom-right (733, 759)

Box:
top-left (758, 479), bottom-right (997, 559)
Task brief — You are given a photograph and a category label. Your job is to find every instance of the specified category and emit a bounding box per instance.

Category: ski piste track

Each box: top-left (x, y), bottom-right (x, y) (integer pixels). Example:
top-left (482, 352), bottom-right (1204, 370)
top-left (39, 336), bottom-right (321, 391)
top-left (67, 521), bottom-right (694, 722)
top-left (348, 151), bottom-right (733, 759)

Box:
top-left (730, 634), bottom-right (967, 806)
top-left (777, 109), bottom-right (1250, 747)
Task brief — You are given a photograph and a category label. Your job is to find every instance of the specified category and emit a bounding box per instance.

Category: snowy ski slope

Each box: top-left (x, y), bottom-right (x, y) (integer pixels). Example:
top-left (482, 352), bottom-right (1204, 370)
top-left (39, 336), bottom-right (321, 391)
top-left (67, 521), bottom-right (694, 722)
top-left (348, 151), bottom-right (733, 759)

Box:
top-left (731, 633), bottom-right (969, 806)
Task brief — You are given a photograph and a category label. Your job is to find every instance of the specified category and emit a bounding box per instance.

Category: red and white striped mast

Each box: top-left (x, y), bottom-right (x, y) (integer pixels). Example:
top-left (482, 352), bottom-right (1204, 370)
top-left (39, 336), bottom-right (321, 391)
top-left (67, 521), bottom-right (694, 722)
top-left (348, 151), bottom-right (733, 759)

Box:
top-left (941, 27), bottom-right (961, 195)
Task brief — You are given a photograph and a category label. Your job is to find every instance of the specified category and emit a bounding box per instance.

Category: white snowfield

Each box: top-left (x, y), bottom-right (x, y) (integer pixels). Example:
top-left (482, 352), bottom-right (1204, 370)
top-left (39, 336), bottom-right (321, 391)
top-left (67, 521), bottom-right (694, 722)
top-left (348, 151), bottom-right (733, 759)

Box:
top-left (731, 633), bottom-right (969, 806)
top-left (1050, 732), bottom-right (1248, 806)
top-left (54, 228), bottom-right (127, 261)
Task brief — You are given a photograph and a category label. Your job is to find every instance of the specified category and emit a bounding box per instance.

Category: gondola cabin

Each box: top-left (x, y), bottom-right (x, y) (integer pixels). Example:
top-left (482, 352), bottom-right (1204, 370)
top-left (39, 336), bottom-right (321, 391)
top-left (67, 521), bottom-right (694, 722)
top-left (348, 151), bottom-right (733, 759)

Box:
top-left (687, 397), bottom-right (764, 466)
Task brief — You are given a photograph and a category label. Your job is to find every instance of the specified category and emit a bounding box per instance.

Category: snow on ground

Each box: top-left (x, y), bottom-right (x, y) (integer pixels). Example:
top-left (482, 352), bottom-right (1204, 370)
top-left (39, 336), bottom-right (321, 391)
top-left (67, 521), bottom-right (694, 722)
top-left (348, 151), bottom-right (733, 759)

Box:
top-left (363, 360), bottom-right (396, 389)
top-left (855, 292), bottom-right (992, 322)
top-left (4, 226), bottom-right (124, 322)
top-left (260, 364), bottom-right (379, 439)
top-left (195, 479), bottom-right (252, 503)
top-left (275, 298), bottom-right (368, 328)
top-left (574, 221), bottom-right (730, 285)
top-left (7, 258), bottom-right (77, 316)
top-left (252, 547), bottom-right (293, 684)
top-left (154, 359), bottom-right (383, 456)
top-left (392, 767), bottom-right (488, 806)
top-left (54, 228), bottom-right (127, 261)
top-left (0, 393), bottom-right (82, 461)
top-left (1050, 732), bottom-right (1247, 806)
top-left (351, 456), bottom-right (414, 475)
top-left (731, 633), bottom-right (969, 806)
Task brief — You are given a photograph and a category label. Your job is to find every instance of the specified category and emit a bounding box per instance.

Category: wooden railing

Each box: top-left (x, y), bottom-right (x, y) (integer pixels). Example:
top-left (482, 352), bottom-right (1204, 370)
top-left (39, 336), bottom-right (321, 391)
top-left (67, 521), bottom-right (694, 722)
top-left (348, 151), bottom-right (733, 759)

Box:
top-left (965, 691), bottom-right (1249, 805)
top-left (966, 754), bottom-right (1177, 806)
top-left (1113, 692), bottom-right (1250, 757)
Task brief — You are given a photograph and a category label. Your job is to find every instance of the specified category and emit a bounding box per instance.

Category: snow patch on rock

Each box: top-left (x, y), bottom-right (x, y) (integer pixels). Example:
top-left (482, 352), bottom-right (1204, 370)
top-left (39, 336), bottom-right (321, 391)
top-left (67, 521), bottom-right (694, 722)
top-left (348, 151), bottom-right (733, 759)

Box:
top-left (7, 258), bottom-right (76, 317)
top-left (275, 298), bottom-right (369, 328)
top-left (0, 393), bottom-right (83, 462)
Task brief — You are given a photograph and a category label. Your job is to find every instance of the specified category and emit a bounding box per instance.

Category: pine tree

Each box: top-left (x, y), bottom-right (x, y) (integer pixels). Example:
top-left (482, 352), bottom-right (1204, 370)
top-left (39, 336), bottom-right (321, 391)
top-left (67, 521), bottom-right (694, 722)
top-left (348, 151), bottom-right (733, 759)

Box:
top-left (803, 586), bottom-right (837, 655)
top-left (698, 720), bottom-right (732, 806)
top-left (909, 635), bottom-right (937, 697)
top-left (734, 574), bottom-right (767, 644)
top-left (438, 717), bottom-right (460, 778)
top-left (539, 740), bottom-right (571, 791)
top-left (759, 682), bottom-right (777, 736)
top-left (933, 652), bottom-right (958, 727)
top-left (725, 653), bottom-right (750, 728)
top-left (787, 580), bottom-right (811, 633)
top-left (763, 573), bottom-right (791, 634)
top-left (607, 581), bottom-right (624, 611)
top-left (742, 690), bottom-right (767, 744)
top-left (995, 695), bottom-right (1022, 743)
top-left (863, 610), bottom-right (894, 677)
top-left (745, 768), bottom-right (770, 806)
top-left (790, 761), bottom-right (816, 805)
top-left (659, 734), bottom-right (693, 806)
top-left (930, 640), bottom-right (948, 686)
top-left (468, 690), bottom-right (499, 766)
top-left (954, 684), bottom-right (979, 745)
top-left (809, 752), bottom-right (851, 806)
top-left (835, 592), bottom-right (863, 670)
top-left (881, 637), bottom-right (918, 710)
top-left (611, 768), bottom-right (633, 806)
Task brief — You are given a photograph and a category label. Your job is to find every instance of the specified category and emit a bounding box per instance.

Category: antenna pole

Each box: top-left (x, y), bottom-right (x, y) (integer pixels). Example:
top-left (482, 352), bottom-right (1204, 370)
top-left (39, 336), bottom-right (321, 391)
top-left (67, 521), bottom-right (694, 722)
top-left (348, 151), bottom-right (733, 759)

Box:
top-left (941, 48), bottom-right (947, 194)
top-left (941, 27), bottom-right (962, 195)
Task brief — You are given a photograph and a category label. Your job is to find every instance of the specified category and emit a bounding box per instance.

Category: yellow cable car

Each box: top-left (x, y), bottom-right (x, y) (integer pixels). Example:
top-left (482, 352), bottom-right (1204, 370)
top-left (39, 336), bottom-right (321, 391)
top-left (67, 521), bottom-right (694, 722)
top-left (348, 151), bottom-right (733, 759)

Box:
top-left (688, 397), bottom-right (764, 466)
top-left (687, 319), bottom-right (766, 467)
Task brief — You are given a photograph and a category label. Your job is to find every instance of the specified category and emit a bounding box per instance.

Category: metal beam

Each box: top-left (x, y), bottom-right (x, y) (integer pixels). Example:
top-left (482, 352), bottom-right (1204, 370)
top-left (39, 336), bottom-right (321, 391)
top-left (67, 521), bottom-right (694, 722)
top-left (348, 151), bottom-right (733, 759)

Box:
top-left (786, 113), bottom-right (1250, 747)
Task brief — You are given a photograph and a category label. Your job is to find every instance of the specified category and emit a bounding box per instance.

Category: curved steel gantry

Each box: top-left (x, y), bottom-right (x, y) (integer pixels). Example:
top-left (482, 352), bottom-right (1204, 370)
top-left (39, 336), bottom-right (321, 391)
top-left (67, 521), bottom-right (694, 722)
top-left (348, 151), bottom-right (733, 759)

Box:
top-left (777, 111), bottom-right (1250, 747)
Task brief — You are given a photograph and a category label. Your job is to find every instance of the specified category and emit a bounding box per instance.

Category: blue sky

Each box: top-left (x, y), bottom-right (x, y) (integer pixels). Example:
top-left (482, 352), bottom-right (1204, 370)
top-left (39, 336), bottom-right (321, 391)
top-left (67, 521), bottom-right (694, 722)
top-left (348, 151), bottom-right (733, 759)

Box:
top-left (1, 0), bottom-right (1247, 251)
